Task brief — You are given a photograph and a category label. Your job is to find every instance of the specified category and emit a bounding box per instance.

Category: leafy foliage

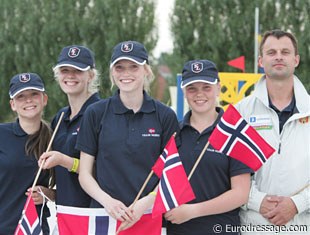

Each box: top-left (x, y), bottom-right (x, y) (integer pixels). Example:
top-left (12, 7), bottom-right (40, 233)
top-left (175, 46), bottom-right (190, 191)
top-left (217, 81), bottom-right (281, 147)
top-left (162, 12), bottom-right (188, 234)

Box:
top-left (168, 0), bottom-right (309, 90)
top-left (0, 0), bottom-right (156, 122)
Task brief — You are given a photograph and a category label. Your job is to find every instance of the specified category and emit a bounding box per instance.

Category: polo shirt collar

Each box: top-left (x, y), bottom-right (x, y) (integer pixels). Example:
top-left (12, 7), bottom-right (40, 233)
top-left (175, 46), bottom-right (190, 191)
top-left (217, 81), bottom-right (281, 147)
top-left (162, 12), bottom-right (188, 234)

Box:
top-left (13, 118), bottom-right (28, 137)
top-left (64, 92), bottom-right (100, 122)
top-left (180, 107), bottom-right (224, 133)
top-left (268, 94), bottom-right (299, 114)
top-left (112, 90), bottom-right (155, 114)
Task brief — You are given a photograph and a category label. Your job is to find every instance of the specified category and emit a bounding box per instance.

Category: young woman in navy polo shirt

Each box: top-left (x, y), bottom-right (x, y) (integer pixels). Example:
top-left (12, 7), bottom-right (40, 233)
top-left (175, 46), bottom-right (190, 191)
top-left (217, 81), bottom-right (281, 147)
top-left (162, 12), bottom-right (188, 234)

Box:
top-left (0, 73), bottom-right (51, 234)
top-left (165, 60), bottom-right (252, 235)
top-left (77, 41), bottom-right (179, 231)
top-left (38, 45), bottom-right (100, 212)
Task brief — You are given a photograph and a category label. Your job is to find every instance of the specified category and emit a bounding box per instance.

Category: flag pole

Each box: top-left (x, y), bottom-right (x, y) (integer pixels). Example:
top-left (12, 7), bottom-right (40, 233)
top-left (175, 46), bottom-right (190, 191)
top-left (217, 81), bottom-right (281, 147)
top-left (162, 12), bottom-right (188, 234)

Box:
top-left (188, 141), bottom-right (210, 180)
top-left (117, 132), bottom-right (177, 234)
top-left (254, 7), bottom-right (259, 73)
top-left (31, 112), bottom-right (64, 191)
top-left (130, 132), bottom-right (177, 208)
top-left (292, 184), bottom-right (310, 196)
top-left (131, 170), bottom-right (154, 209)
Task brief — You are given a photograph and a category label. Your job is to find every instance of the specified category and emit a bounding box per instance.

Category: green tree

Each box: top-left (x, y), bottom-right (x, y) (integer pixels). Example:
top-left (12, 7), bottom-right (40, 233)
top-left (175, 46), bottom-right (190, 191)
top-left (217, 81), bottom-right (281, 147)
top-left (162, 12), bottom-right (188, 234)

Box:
top-left (168, 0), bottom-right (309, 90)
top-left (0, 0), bottom-right (156, 122)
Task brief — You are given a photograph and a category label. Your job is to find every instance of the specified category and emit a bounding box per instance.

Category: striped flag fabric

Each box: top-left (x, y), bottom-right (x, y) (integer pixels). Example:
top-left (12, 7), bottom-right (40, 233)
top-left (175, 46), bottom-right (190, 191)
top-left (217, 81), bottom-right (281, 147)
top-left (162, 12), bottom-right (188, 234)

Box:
top-left (152, 135), bottom-right (195, 217)
top-left (209, 104), bottom-right (275, 171)
top-left (152, 136), bottom-right (174, 178)
top-left (57, 206), bottom-right (162, 235)
top-left (14, 194), bottom-right (42, 235)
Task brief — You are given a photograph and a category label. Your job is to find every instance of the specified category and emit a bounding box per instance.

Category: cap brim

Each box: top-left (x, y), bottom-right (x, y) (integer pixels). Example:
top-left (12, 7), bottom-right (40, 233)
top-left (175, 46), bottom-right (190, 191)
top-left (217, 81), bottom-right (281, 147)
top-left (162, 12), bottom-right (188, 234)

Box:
top-left (10, 87), bottom-right (45, 99)
top-left (53, 62), bottom-right (90, 71)
top-left (181, 76), bottom-right (218, 88)
top-left (110, 56), bottom-right (146, 68)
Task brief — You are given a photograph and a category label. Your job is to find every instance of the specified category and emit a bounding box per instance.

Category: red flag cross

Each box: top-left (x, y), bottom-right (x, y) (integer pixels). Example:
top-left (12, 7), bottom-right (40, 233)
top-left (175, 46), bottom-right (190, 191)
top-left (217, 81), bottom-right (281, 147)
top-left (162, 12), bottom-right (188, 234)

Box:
top-left (152, 135), bottom-right (195, 217)
top-left (14, 194), bottom-right (42, 235)
top-left (209, 104), bottom-right (275, 171)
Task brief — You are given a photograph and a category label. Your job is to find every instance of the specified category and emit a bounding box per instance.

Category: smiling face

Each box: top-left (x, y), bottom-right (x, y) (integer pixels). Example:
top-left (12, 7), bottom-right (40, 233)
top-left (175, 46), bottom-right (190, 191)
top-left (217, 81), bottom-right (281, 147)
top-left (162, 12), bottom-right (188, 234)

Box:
top-left (10, 89), bottom-right (47, 120)
top-left (111, 59), bottom-right (147, 94)
top-left (58, 66), bottom-right (93, 96)
top-left (184, 82), bottom-right (220, 115)
top-left (259, 36), bottom-right (300, 81)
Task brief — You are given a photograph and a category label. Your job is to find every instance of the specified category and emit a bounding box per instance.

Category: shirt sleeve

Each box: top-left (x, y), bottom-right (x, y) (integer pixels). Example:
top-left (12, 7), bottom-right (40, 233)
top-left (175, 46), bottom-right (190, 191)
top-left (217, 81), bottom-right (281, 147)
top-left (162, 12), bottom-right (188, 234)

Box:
top-left (75, 104), bottom-right (101, 157)
top-left (159, 105), bottom-right (180, 150)
top-left (291, 184), bottom-right (310, 214)
top-left (229, 157), bottom-right (254, 177)
top-left (246, 180), bottom-right (267, 212)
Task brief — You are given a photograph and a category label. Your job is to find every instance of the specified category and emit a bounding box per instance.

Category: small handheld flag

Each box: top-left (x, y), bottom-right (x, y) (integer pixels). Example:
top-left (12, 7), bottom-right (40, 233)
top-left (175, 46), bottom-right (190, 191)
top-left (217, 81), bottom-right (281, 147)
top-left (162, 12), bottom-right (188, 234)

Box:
top-left (14, 194), bottom-right (42, 235)
top-left (209, 104), bottom-right (275, 171)
top-left (152, 135), bottom-right (195, 217)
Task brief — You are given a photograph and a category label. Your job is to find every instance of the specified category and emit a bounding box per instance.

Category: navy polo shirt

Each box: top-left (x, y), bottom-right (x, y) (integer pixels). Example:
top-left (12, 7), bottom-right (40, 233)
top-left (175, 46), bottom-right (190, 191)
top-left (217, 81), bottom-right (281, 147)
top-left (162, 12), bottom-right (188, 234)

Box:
top-left (269, 95), bottom-right (298, 133)
top-left (52, 93), bottom-right (100, 207)
top-left (76, 91), bottom-right (179, 207)
top-left (167, 108), bottom-right (253, 235)
top-left (0, 120), bottom-right (50, 235)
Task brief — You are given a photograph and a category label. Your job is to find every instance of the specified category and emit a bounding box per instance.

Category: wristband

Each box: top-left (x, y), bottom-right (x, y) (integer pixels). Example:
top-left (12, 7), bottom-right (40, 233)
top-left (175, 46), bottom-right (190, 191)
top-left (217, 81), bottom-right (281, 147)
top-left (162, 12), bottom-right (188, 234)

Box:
top-left (149, 191), bottom-right (157, 196)
top-left (70, 158), bottom-right (79, 173)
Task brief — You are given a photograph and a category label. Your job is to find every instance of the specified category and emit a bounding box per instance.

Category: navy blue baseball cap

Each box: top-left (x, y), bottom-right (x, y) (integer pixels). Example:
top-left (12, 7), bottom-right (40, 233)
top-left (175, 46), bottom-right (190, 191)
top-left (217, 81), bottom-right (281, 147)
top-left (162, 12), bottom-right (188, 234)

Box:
top-left (181, 60), bottom-right (219, 88)
top-left (9, 73), bottom-right (45, 98)
top-left (54, 45), bottom-right (95, 71)
top-left (110, 41), bottom-right (149, 68)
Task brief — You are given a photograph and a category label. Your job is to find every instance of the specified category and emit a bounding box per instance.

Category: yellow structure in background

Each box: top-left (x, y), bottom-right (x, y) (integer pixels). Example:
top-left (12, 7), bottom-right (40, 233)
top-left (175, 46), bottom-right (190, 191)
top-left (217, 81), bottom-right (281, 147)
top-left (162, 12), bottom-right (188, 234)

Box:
top-left (219, 72), bottom-right (262, 110)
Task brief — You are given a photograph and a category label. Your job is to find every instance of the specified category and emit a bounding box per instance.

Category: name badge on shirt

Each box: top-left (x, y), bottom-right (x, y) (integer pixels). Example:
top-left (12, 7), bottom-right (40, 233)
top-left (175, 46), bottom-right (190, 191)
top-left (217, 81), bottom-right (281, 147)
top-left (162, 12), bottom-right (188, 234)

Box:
top-left (248, 115), bottom-right (273, 130)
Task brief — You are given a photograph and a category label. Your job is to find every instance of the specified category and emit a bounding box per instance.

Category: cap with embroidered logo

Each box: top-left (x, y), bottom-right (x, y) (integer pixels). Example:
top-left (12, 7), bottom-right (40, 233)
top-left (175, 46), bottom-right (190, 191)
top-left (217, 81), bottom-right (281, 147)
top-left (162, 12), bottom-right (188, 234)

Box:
top-left (110, 41), bottom-right (149, 68)
top-left (54, 45), bottom-right (95, 71)
top-left (181, 59), bottom-right (219, 88)
top-left (9, 73), bottom-right (45, 99)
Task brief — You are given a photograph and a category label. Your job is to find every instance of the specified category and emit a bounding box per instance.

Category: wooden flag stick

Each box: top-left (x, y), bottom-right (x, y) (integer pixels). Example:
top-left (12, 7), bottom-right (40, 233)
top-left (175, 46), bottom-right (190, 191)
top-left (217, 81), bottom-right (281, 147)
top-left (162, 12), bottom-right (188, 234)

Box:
top-left (131, 170), bottom-right (154, 209)
top-left (31, 112), bottom-right (64, 191)
top-left (188, 141), bottom-right (210, 180)
top-left (130, 132), bottom-right (177, 207)
top-left (292, 184), bottom-right (310, 196)
top-left (117, 132), bottom-right (177, 234)
top-left (115, 170), bottom-right (154, 235)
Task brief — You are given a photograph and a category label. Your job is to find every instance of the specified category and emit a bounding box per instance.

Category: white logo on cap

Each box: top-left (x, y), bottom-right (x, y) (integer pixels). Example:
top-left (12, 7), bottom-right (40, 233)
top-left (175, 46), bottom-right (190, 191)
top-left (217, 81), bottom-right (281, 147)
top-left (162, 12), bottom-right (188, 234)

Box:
top-left (191, 62), bottom-right (203, 73)
top-left (121, 43), bottom-right (133, 53)
top-left (68, 47), bottom-right (80, 58)
top-left (19, 74), bottom-right (31, 83)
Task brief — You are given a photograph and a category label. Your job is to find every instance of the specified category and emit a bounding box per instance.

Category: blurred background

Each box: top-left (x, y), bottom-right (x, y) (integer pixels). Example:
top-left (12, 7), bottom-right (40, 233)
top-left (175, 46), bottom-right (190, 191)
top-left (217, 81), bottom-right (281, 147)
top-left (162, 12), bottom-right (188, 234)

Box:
top-left (0, 0), bottom-right (309, 122)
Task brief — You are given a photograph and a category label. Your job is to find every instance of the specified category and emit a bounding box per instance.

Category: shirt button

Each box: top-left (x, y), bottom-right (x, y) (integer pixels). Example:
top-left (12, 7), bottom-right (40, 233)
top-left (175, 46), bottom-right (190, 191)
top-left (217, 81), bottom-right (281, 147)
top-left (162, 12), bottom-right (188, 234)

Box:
top-left (132, 128), bottom-right (135, 131)
top-left (197, 141), bottom-right (200, 144)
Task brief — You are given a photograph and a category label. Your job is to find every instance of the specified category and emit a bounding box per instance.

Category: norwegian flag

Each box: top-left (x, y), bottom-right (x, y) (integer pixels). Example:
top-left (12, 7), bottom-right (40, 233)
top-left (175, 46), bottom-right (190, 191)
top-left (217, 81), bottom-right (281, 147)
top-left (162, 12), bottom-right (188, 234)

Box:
top-left (151, 136), bottom-right (174, 178)
top-left (209, 104), bottom-right (276, 171)
top-left (14, 194), bottom-right (42, 235)
top-left (152, 135), bottom-right (195, 217)
top-left (57, 205), bottom-right (162, 235)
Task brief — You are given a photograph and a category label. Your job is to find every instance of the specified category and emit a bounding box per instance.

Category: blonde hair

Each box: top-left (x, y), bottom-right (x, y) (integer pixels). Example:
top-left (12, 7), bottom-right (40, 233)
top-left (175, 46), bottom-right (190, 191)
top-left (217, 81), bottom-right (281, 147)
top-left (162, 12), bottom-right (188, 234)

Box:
top-left (109, 64), bottom-right (154, 92)
top-left (53, 67), bottom-right (100, 94)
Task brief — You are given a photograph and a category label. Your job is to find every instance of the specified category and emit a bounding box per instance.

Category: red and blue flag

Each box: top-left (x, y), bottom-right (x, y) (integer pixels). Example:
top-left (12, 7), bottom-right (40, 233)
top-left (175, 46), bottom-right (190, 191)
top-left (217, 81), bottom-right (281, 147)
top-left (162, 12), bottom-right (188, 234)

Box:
top-left (57, 206), bottom-right (162, 235)
top-left (209, 104), bottom-right (275, 171)
top-left (14, 194), bottom-right (42, 235)
top-left (152, 135), bottom-right (195, 217)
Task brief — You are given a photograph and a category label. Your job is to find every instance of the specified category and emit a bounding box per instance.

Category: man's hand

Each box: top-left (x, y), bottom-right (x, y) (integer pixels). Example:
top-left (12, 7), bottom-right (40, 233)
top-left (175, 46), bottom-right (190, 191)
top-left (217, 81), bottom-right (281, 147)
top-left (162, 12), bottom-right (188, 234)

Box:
top-left (259, 195), bottom-right (278, 216)
top-left (263, 196), bottom-right (298, 225)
